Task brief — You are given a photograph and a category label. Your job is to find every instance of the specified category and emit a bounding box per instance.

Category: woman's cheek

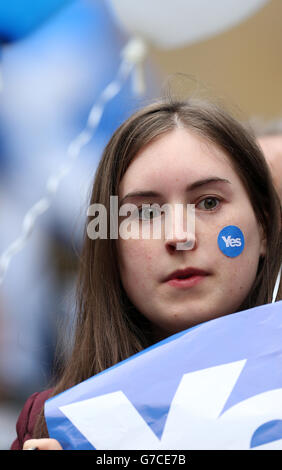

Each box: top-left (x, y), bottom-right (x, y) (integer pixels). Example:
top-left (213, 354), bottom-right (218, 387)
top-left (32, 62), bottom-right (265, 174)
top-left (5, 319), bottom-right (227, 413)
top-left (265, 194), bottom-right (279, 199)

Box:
top-left (118, 240), bottom-right (154, 290)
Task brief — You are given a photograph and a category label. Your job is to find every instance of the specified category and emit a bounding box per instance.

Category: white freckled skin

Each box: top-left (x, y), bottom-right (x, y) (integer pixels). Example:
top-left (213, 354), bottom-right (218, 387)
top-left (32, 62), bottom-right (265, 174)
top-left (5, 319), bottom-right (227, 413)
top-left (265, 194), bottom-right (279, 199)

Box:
top-left (117, 129), bottom-right (266, 338)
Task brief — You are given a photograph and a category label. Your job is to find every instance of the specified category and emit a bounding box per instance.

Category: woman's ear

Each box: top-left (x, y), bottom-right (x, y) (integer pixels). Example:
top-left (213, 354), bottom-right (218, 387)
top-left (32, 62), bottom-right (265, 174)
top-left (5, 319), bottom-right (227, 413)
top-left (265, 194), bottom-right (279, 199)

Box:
top-left (259, 225), bottom-right (267, 257)
top-left (260, 237), bottom-right (267, 257)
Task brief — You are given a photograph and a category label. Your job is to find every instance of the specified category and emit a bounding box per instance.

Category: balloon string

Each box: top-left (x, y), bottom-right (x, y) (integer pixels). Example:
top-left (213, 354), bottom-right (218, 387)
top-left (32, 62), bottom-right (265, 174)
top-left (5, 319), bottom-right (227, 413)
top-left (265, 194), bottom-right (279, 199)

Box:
top-left (0, 47), bottom-right (139, 284)
top-left (272, 263), bottom-right (282, 303)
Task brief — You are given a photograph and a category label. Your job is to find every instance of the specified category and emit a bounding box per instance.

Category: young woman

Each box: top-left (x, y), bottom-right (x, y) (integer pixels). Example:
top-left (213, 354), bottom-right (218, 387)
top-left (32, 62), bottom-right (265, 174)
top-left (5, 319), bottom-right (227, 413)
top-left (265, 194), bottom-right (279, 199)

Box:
top-left (12, 97), bottom-right (281, 450)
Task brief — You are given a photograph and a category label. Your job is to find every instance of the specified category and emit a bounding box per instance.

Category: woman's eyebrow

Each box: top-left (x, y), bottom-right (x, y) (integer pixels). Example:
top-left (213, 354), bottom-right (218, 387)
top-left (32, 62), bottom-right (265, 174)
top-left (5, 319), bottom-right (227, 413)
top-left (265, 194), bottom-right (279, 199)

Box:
top-left (120, 190), bottom-right (160, 205)
top-left (120, 177), bottom-right (231, 204)
top-left (188, 177), bottom-right (231, 191)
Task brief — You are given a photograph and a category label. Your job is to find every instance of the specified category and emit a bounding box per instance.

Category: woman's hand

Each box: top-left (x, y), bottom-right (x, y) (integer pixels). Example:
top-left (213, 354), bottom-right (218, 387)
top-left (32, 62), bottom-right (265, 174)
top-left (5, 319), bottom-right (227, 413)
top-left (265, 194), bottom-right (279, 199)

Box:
top-left (23, 438), bottom-right (63, 450)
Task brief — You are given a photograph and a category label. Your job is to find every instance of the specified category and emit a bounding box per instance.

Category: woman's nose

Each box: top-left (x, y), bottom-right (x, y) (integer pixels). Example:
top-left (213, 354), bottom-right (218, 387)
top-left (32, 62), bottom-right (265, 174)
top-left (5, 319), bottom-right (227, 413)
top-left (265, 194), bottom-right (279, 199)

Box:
top-left (165, 232), bottom-right (196, 253)
top-left (164, 203), bottom-right (196, 253)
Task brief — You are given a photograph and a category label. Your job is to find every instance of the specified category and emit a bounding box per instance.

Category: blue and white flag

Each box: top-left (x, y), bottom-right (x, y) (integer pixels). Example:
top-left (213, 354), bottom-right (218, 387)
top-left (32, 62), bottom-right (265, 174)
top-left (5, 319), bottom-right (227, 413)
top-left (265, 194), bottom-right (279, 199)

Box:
top-left (45, 301), bottom-right (282, 450)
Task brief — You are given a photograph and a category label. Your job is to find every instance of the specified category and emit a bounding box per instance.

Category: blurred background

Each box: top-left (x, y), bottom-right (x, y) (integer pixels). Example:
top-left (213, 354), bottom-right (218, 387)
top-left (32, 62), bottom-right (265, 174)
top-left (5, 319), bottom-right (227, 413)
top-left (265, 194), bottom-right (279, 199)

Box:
top-left (0, 0), bottom-right (281, 449)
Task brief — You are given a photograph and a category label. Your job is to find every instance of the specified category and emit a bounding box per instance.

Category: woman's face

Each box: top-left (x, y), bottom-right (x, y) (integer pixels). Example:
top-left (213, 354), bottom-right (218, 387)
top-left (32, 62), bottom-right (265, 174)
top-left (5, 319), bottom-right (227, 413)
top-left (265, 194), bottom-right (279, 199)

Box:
top-left (117, 128), bottom-right (266, 338)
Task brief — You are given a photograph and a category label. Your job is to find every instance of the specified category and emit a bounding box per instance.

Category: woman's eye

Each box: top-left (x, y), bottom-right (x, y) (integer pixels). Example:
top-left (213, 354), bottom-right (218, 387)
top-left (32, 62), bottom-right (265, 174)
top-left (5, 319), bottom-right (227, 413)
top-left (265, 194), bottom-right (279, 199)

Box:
top-left (138, 205), bottom-right (162, 220)
top-left (197, 197), bottom-right (220, 211)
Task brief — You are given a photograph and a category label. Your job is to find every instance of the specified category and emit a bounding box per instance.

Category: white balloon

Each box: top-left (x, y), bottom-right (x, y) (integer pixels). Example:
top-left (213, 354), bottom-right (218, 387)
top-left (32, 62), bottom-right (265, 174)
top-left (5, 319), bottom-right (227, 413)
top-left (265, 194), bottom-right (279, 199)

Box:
top-left (108, 0), bottom-right (269, 49)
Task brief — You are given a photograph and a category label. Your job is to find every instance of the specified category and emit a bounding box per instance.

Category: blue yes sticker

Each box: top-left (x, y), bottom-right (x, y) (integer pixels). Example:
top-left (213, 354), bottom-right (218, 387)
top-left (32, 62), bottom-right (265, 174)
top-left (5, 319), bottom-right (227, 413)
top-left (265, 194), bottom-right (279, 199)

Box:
top-left (218, 225), bottom-right (245, 258)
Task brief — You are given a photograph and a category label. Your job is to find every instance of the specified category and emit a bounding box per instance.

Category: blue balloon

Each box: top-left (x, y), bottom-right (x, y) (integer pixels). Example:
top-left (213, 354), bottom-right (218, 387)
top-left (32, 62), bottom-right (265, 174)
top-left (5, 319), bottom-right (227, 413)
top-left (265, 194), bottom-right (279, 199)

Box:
top-left (0, 0), bottom-right (74, 42)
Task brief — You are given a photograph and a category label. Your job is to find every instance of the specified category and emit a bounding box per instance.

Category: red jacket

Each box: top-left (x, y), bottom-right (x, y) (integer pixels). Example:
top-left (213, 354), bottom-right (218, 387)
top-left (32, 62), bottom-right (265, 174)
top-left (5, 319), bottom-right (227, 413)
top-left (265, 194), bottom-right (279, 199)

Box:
top-left (10, 389), bottom-right (52, 450)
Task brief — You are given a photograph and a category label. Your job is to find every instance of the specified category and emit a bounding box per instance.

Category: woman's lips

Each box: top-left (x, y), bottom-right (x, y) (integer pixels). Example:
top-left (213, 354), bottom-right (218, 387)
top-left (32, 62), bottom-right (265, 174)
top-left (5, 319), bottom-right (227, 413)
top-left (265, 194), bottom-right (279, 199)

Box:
top-left (167, 275), bottom-right (207, 289)
top-left (164, 268), bottom-right (209, 289)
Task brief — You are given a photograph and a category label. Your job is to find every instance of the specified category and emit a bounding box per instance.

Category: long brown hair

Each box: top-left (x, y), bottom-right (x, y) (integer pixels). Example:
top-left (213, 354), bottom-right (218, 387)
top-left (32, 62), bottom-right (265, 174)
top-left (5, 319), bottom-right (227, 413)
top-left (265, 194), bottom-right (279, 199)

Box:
top-left (34, 97), bottom-right (282, 438)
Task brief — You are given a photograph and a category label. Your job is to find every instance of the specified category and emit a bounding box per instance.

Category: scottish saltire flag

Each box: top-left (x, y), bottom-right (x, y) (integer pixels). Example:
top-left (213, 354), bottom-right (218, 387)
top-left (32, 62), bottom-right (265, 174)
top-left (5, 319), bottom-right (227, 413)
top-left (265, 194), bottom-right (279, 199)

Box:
top-left (45, 301), bottom-right (282, 450)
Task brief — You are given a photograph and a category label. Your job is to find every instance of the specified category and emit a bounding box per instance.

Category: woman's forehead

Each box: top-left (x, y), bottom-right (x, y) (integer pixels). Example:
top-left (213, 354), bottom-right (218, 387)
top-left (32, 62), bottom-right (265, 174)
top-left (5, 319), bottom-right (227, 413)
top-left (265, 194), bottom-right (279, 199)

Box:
top-left (119, 128), bottom-right (238, 196)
